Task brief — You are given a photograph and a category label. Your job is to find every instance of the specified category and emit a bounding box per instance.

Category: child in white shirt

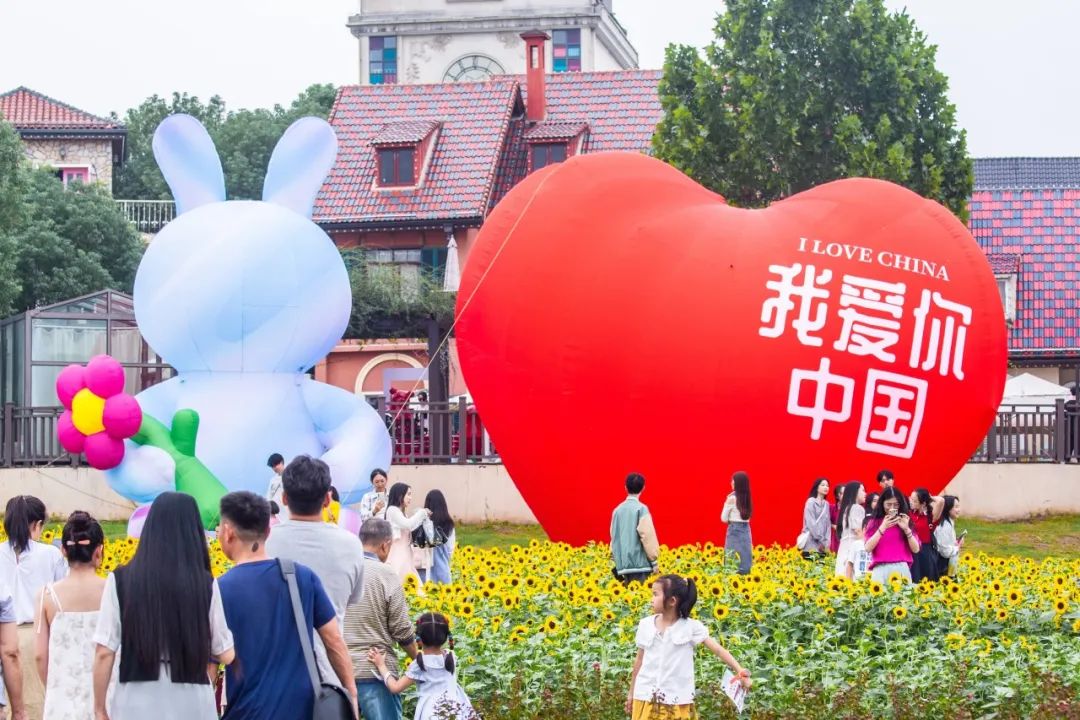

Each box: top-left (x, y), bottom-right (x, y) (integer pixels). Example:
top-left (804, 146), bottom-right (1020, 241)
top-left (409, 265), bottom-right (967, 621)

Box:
top-left (626, 574), bottom-right (751, 719)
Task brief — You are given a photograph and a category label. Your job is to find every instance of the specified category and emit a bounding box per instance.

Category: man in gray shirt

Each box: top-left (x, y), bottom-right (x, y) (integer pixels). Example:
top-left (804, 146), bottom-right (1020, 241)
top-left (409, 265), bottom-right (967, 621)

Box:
top-left (266, 455), bottom-right (365, 687)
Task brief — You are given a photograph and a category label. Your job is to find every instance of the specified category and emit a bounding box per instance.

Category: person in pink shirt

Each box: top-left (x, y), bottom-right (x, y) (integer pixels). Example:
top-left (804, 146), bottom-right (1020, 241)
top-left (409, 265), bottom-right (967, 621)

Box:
top-left (863, 487), bottom-right (921, 583)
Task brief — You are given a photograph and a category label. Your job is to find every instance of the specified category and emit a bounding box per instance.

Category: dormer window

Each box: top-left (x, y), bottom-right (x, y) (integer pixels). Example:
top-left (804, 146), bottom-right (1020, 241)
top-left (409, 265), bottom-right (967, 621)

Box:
top-left (378, 148), bottom-right (415, 186)
top-left (525, 121), bottom-right (589, 173)
top-left (371, 120), bottom-right (441, 189)
top-left (531, 143), bottom-right (567, 171)
top-left (996, 274), bottom-right (1017, 324)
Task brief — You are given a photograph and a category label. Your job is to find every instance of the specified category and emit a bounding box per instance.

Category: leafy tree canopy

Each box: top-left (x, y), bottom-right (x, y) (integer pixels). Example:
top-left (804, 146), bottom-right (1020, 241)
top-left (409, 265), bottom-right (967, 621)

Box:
top-left (113, 84), bottom-right (337, 201)
top-left (653, 0), bottom-right (972, 220)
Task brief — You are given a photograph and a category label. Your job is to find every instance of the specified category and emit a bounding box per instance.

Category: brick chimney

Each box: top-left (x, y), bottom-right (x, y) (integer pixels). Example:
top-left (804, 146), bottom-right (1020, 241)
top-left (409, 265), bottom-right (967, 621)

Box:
top-left (520, 31), bottom-right (550, 123)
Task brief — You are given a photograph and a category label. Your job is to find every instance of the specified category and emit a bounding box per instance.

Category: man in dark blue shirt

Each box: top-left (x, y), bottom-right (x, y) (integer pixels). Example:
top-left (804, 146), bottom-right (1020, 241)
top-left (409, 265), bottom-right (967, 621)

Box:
top-left (217, 491), bottom-right (358, 719)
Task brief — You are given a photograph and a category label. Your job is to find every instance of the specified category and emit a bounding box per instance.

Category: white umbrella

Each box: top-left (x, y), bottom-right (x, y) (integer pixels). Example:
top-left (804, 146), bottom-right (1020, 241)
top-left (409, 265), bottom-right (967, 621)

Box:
top-left (443, 234), bottom-right (460, 292)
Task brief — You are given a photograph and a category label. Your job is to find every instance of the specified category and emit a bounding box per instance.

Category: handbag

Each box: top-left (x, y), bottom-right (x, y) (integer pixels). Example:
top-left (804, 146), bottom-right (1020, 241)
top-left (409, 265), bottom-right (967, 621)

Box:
top-left (412, 519), bottom-right (448, 548)
top-left (795, 531), bottom-right (810, 550)
top-left (278, 559), bottom-right (355, 720)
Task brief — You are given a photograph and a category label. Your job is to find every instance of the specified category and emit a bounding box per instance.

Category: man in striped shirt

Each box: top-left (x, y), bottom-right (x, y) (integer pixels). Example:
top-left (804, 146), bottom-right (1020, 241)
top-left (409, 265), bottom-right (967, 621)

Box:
top-left (344, 519), bottom-right (418, 720)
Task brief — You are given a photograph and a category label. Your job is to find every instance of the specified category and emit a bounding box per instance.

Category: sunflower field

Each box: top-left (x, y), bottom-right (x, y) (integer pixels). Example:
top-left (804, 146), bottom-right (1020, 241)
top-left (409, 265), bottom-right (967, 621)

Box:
top-left (27, 529), bottom-right (1080, 719)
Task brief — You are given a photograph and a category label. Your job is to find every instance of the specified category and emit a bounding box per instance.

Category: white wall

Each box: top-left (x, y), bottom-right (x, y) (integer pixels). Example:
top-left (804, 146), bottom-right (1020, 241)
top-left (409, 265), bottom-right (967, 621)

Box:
top-left (2, 463), bottom-right (1078, 525)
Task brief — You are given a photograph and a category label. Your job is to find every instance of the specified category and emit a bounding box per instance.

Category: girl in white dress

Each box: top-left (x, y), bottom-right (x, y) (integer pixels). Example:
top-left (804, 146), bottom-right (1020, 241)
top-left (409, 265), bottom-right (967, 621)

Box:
top-left (369, 612), bottom-right (476, 720)
top-left (34, 512), bottom-right (113, 720)
top-left (384, 483), bottom-right (430, 587)
top-left (833, 482), bottom-right (866, 579)
top-left (626, 574), bottom-right (751, 719)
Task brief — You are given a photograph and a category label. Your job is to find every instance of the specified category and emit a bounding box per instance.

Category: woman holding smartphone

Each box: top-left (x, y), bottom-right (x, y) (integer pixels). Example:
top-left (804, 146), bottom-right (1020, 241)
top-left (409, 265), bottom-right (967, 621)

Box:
top-left (863, 487), bottom-right (921, 583)
top-left (932, 495), bottom-right (964, 577)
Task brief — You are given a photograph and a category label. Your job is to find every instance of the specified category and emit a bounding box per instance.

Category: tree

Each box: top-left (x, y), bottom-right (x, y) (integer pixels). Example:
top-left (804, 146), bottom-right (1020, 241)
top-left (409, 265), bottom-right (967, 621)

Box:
top-left (0, 119), bottom-right (25, 315)
top-left (112, 85), bottom-right (338, 201)
top-left (6, 169), bottom-right (144, 312)
top-left (653, 0), bottom-right (973, 221)
top-left (111, 92), bottom-right (227, 200)
top-left (342, 249), bottom-right (456, 340)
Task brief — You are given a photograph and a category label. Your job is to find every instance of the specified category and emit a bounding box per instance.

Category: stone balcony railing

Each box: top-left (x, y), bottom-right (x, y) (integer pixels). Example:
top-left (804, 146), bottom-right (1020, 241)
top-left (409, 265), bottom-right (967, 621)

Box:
top-left (115, 199), bottom-right (175, 234)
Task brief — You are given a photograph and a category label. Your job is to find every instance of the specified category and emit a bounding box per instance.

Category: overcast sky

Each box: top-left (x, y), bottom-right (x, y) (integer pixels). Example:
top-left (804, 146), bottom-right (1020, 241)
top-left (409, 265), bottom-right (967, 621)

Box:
top-left (2, 0), bottom-right (1078, 157)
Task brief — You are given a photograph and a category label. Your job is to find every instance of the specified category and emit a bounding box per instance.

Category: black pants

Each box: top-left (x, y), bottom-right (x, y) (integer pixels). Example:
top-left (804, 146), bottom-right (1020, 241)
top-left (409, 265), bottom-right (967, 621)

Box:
top-left (618, 571), bottom-right (652, 586)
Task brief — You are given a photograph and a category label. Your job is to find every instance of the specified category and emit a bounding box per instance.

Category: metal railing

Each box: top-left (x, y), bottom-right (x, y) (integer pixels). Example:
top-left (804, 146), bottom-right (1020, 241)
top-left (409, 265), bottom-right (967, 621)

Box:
top-left (1, 404), bottom-right (72, 467)
top-left (115, 199), bottom-right (175, 234)
top-left (3, 400), bottom-right (1076, 468)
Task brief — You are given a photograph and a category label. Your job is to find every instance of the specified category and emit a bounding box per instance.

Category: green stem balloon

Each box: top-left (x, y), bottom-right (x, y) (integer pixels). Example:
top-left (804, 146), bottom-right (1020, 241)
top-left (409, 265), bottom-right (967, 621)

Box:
top-left (133, 410), bottom-right (228, 530)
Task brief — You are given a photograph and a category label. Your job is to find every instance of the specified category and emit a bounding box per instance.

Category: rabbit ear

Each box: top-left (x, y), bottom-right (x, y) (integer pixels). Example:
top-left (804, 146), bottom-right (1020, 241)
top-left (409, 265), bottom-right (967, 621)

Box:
top-left (262, 117), bottom-right (338, 217)
top-left (152, 114), bottom-right (226, 215)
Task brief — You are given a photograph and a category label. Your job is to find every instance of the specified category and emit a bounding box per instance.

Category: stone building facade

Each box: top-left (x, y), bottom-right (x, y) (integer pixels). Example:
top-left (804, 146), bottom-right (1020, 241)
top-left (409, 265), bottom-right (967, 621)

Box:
top-left (348, 0), bottom-right (637, 84)
top-left (0, 87), bottom-right (126, 192)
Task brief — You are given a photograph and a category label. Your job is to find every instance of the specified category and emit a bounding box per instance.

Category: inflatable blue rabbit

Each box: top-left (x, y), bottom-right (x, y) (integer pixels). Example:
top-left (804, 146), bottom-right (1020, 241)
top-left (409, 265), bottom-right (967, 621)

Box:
top-left (105, 114), bottom-right (391, 521)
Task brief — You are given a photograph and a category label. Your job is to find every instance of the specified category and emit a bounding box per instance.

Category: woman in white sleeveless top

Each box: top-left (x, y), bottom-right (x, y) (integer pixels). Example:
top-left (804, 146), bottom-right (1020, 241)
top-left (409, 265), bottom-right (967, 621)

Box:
top-left (34, 512), bottom-right (112, 720)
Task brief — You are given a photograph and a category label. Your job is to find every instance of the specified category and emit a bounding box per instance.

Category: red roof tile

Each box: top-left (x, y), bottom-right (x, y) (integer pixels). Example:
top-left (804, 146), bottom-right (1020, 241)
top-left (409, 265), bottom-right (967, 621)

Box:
top-left (525, 121), bottom-right (588, 141)
top-left (314, 80), bottom-right (519, 226)
top-left (523, 70), bottom-right (662, 153)
top-left (986, 252), bottom-right (1022, 275)
top-left (970, 190), bottom-right (1080, 354)
top-left (371, 120), bottom-right (440, 146)
top-left (315, 70), bottom-right (663, 227)
top-left (0, 87), bottom-right (121, 131)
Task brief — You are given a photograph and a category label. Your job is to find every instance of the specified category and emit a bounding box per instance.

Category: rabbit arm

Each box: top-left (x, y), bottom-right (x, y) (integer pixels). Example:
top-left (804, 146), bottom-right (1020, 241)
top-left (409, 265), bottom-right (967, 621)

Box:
top-left (301, 379), bottom-right (393, 505)
top-left (104, 380), bottom-right (182, 503)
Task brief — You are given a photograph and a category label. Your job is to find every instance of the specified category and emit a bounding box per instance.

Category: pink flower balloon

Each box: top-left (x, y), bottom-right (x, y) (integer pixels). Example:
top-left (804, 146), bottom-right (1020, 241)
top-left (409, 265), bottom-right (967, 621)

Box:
top-left (103, 394), bottom-right (143, 440)
top-left (83, 433), bottom-right (125, 470)
top-left (84, 355), bottom-right (126, 398)
top-left (57, 412), bottom-right (85, 454)
top-left (55, 365), bottom-right (87, 410)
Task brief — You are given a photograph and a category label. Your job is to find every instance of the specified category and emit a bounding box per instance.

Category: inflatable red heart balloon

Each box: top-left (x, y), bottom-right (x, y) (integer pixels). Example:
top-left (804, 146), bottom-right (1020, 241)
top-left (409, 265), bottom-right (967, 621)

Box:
top-left (457, 153), bottom-right (1006, 548)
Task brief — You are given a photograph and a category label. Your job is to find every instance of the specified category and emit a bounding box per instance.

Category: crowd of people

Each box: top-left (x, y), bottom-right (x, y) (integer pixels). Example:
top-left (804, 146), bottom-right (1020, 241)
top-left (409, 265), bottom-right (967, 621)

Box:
top-left (610, 470), bottom-right (965, 587)
top-left (0, 455), bottom-right (475, 720)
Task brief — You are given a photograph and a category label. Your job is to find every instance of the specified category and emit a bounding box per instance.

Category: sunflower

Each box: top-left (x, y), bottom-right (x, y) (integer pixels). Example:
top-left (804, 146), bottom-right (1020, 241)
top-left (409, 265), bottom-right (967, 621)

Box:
top-left (892, 606), bottom-right (908, 620)
top-left (713, 604), bottom-right (730, 621)
top-left (869, 582), bottom-right (884, 596)
top-left (996, 608), bottom-right (1009, 622)
top-left (1007, 589), bottom-right (1024, 605)
top-left (543, 616), bottom-right (560, 634)
top-left (1054, 599), bottom-right (1068, 614)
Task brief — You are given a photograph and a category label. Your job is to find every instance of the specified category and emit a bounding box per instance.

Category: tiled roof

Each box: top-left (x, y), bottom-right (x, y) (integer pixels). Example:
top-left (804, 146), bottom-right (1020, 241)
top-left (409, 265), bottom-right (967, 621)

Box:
top-left (314, 80), bottom-right (519, 225)
top-left (525, 121), bottom-right (588, 141)
top-left (986, 252), bottom-right (1022, 275)
top-left (0, 86), bottom-right (122, 132)
top-left (969, 190), bottom-right (1080, 353)
top-left (371, 120), bottom-right (440, 146)
top-left (525, 70), bottom-right (662, 153)
top-left (315, 70), bottom-right (664, 226)
top-left (974, 158), bottom-right (1080, 190)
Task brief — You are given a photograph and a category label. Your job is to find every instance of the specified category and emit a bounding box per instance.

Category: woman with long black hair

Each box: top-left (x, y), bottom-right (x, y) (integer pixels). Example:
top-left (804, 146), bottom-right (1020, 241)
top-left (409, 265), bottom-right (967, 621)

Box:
top-left (908, 488), bottom-right (944, 583)
top-left (92, 492), bottom-right (234, 719)
top-left (421, 490), bottom-right (457, 585)
top-left (833, 482), bottom-right (866, 579)
top-left (863, 486), bottom-right (921, 584)
top-left (384, 483), bottom-right (429, 587)
top-left (0, 495), bottom-right (67, 718)
top-left (721, 471), bottom-right (753, 575)
top-left (799, 478), bottom-right (832, 559)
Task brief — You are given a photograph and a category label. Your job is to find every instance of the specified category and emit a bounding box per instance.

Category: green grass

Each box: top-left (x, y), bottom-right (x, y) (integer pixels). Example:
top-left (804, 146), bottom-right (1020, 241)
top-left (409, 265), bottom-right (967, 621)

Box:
top-left (960, 514), bottom-right (1080, 560)
top-left (86, 516), bottom-right (1080, 560)
top-left (453, 522), bottom-right (548, 548)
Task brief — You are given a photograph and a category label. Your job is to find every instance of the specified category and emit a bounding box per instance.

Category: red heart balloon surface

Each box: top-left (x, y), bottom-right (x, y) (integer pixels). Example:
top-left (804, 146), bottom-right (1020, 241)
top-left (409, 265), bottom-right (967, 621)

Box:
top-left (456, 153), bottom-right (1006, 548)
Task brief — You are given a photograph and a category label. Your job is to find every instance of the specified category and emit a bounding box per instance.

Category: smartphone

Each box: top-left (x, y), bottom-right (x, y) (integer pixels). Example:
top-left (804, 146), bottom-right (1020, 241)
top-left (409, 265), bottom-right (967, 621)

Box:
top-left (958, 529), bottom-right (968, 540)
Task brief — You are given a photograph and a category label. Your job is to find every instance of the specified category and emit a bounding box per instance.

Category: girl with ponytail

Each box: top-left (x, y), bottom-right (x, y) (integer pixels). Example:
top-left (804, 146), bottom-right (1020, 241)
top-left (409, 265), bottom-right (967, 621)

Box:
top-left (0, 495), bottom-right (67, 717)
top-left (34, 512), bottom-right (111, 719)
top-left (368, 612), bottom-right (475, 719)
top-left (626, 574), bottom-right (751, 718)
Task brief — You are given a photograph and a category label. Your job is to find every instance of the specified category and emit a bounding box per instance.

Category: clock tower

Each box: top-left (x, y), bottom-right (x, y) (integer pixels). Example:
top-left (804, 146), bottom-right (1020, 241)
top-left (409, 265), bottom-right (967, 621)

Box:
top-left (348, 0), bottom-right (639, 85)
